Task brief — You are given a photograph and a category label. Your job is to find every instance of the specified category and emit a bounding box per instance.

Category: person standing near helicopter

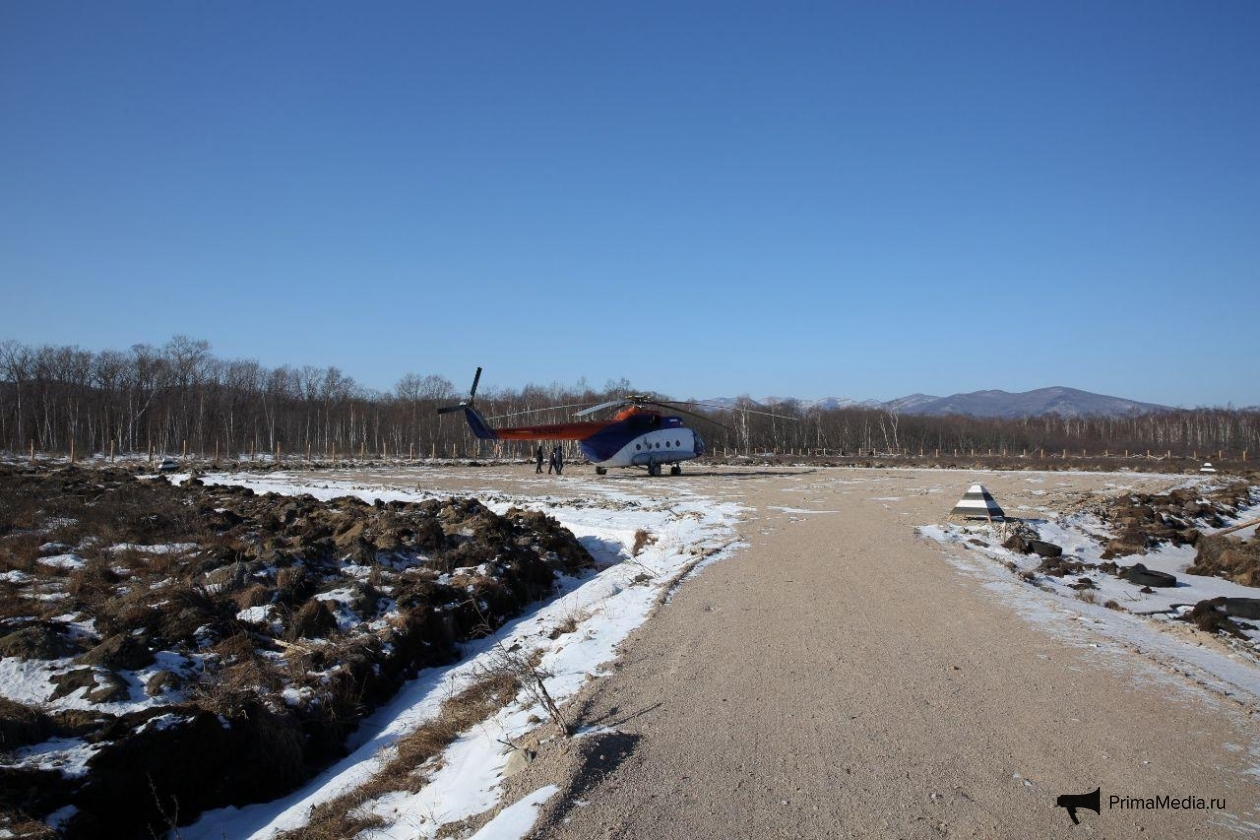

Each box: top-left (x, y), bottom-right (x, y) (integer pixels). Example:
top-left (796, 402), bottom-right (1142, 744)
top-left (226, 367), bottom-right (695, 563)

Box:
top-left (535, 445), bottom-right (544, 473)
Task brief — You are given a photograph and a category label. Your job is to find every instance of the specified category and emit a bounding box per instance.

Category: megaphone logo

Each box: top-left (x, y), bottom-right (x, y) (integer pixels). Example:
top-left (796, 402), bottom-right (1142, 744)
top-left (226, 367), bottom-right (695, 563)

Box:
top-left (1056, 787), bottom-right (1101, 825)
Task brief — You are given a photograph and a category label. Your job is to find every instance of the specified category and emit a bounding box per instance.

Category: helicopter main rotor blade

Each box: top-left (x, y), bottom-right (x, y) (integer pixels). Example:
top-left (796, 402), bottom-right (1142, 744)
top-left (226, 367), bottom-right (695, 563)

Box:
top-left (638, 401), bottom-right (734, 431)
top-left (708, 404), bottom-right (802, 421)
top-left (484, 401), bottom-right (600, 421)
top-left (575, 398), bottom-right (630, 417)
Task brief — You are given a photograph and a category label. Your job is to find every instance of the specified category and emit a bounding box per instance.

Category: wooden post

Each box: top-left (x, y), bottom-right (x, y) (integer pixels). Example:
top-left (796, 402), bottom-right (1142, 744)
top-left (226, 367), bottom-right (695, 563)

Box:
top-left (307, 442), bottom-right (312, 461)
top-left (360, 441), bottom-right (366, 459)
top-left (110, 440), bottom-right (115, 462)
top-left (215, 441), bottom-right (219, 464)
top-left (183, 439), bottom-right (187, 458)
top-left (275, 441), bottom-right (281, 463)
top-left (409, 444), bottom-right (414, 461)
top-left (70, 441), bottom-right (76, 463)
top-left (30, 440), bottom-right (35, 463)
top-left (148, 440), bottom-right (153, 464)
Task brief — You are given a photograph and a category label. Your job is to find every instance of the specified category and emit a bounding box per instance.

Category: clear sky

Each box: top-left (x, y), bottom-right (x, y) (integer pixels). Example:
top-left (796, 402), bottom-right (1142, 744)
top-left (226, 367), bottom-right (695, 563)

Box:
top-left (2, 2), bottom-right (1257, 408)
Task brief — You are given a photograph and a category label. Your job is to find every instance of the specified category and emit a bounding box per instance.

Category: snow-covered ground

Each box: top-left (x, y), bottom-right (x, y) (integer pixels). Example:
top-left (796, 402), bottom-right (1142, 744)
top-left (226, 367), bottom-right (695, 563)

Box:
top-left (178, 470), bottom-right (744, 840)
top-left (919, 499), bottom-right (1260, 707)
top-left (7, 462), bottom-right (1258, 837)
top-left (7, 461), bottom-right (1258, 838)
top-left (173, 467), bottom-right (1260, 840)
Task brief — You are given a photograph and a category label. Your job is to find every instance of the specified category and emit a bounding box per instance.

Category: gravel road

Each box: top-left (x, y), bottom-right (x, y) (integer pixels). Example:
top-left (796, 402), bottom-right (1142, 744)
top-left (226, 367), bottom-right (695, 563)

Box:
top-left (342, 462), bottom-right (1260, 837)
top-left (492, 465), bottom-right (1260, 839)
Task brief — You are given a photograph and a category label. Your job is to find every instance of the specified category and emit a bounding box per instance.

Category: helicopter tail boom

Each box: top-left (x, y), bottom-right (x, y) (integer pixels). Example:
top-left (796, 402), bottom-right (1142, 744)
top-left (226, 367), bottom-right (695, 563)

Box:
top-left (438, 368), bottom-right (607, 441)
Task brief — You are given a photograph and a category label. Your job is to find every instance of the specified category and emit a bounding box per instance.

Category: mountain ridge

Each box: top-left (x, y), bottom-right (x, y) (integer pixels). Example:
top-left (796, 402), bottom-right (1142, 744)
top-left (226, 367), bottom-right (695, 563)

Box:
top-left (697, 386), bottom-right (1172, 419)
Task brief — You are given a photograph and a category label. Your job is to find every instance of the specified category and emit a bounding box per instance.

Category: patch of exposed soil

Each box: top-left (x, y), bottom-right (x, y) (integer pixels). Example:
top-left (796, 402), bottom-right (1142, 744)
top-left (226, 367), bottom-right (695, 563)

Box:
top-left (1190, 532), bottom-right (1260, 587)
top-left (1081, 482), bottom-right (1256, 559)
top-left (0, 464), bottom-right (592, 839)
top-left (996, 481), bottom-right (1260, 643)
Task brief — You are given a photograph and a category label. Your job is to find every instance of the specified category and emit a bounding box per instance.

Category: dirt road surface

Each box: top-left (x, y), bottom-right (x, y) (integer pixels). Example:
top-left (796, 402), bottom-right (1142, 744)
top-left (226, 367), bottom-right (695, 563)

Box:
top-left (359, 463), bottom-right (1260, 837)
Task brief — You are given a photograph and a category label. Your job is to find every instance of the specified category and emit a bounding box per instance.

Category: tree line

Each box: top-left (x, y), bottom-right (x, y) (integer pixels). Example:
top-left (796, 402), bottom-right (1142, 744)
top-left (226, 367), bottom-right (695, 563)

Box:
top-left (1, 337), bottom-right (1257, 460)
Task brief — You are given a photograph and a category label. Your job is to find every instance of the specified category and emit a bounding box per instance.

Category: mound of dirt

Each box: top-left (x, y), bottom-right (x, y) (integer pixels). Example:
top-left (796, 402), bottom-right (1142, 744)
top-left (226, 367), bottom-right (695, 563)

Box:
top-left (0, 464), bottom-right (594, 838)
top-left (1094, 483), bottom-right (1255, 560)
top-left (980, 481), bottom-right (1259, 644)
top-left (1180, 598), bottom-right (1256, 639)
top-left (0, 625), bottom-right (82, 660)
top-left (1190, 533), bottom-right (1260, 587)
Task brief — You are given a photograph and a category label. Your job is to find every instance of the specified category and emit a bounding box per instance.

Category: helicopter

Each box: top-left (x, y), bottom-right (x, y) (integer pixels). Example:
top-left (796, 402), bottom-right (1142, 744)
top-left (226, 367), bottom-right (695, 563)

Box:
top-left (438, 367), bottom-right (721, 475)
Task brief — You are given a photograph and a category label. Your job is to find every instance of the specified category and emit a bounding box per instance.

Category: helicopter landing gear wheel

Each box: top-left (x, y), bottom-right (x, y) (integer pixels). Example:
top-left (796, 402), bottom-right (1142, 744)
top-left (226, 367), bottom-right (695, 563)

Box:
top-left (648, 463), bottom-right (662, 476)
top-left (670, 464), bottom-right (682, 476)
top-left (595, 467), bottom-right (607, 475)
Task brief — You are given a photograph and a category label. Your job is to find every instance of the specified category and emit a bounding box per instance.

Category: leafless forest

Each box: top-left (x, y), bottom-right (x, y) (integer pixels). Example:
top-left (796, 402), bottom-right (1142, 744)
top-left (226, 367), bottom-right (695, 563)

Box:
top-left (2, 337), bottom-right (1258, 461)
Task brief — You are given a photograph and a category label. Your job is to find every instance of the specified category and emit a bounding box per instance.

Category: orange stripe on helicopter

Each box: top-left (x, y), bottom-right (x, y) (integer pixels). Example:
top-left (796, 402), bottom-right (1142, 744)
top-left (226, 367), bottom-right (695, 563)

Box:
top-left (481, 407), bottom-right (646, 441)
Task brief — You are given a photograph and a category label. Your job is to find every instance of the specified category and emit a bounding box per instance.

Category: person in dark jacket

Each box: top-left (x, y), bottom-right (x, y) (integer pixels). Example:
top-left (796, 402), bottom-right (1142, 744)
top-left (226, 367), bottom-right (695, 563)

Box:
top-left (548, 446), bottom-right (558, 474)
top-left (535, 445), bottom-right (544, 473)
top-left (554, 445), bottom-right (564, 475)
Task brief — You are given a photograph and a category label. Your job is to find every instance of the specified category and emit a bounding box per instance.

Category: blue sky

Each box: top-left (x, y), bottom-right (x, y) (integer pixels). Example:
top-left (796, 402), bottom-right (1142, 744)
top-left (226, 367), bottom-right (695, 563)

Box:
top-left (2, 2), bottom-right (1257, 408)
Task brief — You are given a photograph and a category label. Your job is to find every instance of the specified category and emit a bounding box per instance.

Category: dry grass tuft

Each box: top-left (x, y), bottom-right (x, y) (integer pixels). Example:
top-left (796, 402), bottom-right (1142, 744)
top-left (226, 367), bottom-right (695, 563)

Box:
top-left (0, 534), bottom-right (41, 573)
top-left (389, 668), bottom-right (520, 787)
top-left (283, 667), bottom-right (521, 839)
top-left (631, 529), bottom-right (655, 557)
top-left (0, 818), bottom-right (58, 840)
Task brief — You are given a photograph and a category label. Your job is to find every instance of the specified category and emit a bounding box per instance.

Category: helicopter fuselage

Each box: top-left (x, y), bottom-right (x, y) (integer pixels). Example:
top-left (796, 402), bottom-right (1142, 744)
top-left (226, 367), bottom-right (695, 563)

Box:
top-left (454, 404), bottom-right (705, 474)
top-left (581, 411), bottom-right (705, 469)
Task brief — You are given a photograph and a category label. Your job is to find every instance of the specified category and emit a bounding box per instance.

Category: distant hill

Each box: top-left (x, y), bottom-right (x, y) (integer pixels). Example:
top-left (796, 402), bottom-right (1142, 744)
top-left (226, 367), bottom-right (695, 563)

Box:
top-left (880, 393), bottom-right (941, 414)
top-left (900, 387), bottom-right (1171, 418)
top-left (701, 395), bottom-right (877, 411)
top-left (696, 387), bottom-right (1171, 419)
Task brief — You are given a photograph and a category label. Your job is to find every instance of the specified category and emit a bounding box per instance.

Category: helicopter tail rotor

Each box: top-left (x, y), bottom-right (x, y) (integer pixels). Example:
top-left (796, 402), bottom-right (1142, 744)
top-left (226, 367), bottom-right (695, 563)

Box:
top-left (437, 366), bottom-right (482, 414)
top-left (436, 367), bottom-right (497, 440)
